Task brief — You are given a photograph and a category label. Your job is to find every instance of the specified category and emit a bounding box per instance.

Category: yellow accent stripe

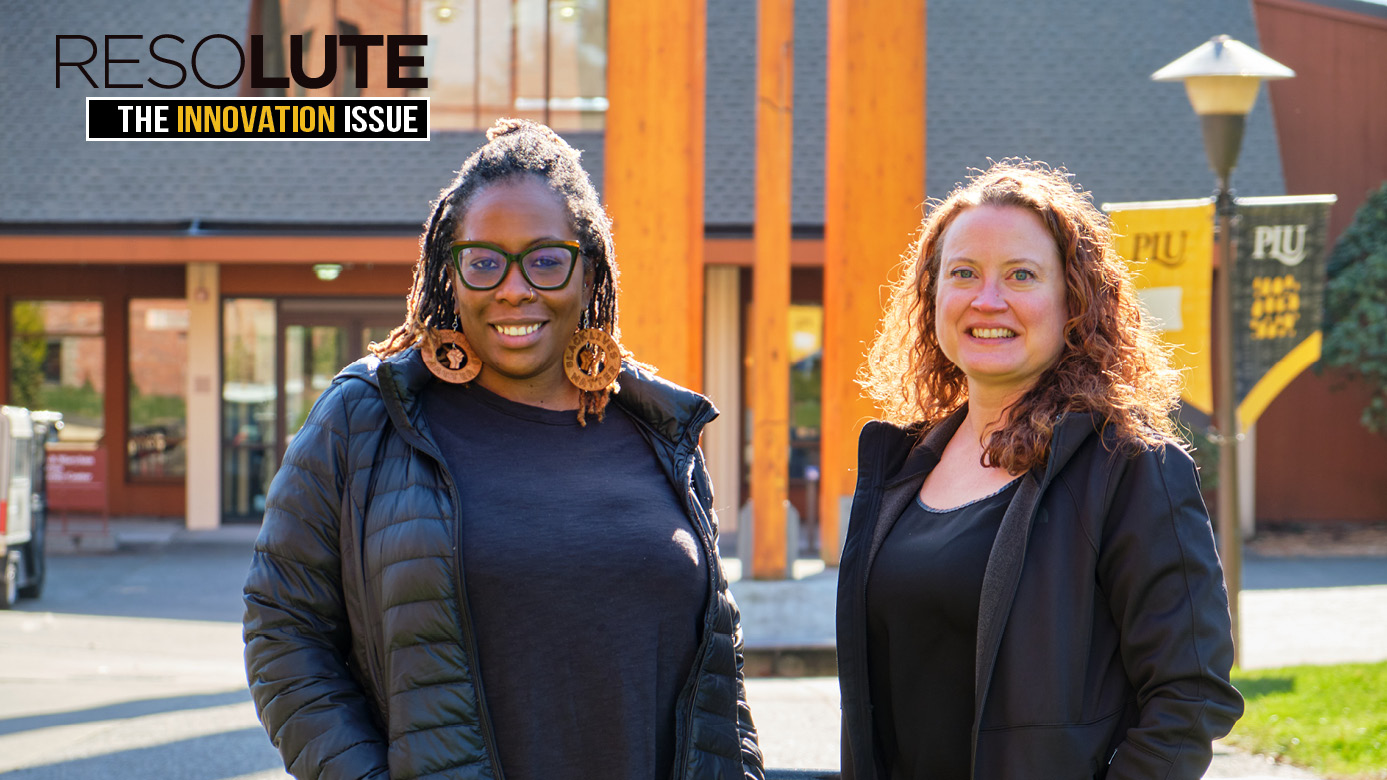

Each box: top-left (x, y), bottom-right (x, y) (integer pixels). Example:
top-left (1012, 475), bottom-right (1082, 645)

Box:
top-left (1237, 331), bottom-right (1323, 430)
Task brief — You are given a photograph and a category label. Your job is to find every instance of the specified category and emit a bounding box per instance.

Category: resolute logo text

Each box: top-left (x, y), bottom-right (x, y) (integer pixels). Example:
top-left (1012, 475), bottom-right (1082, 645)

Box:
top-left (58, 34), bottom-right (431, 141)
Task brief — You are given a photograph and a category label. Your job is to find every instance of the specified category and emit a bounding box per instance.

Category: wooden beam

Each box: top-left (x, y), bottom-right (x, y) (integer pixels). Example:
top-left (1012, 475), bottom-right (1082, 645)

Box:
top-left (751, 0), bottom-right (795, 579)
top-left (704, 236), bottom-right (825, 267)
top-left (0, 234), bottom-right (419, 265)
top-left (604, 0), bottom-right (706, 391)
top-left (821, 0), bottom-right (926, 565)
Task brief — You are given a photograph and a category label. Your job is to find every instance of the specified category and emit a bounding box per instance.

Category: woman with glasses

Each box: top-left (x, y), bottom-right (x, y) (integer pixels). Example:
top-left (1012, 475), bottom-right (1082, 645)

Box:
top-left (244, 119), bottom-right (764, 780)
top-left (837, 161), bottom-right (1241, 779)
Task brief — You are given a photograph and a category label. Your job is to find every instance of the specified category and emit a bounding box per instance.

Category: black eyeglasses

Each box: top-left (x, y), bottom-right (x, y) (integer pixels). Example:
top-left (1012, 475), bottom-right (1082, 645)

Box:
top-left (450, 240), bottom-right (581, 291)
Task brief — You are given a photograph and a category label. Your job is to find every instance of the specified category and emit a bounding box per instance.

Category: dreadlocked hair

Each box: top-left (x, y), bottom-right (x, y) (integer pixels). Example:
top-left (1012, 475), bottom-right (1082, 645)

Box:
top-left (372, 118), bottom-right (625, 425)
top-left (861, 159), bottom-right (1183, 473)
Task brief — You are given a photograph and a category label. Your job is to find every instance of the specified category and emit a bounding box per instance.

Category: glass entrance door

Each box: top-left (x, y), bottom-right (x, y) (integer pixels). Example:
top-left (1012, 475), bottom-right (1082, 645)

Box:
top-left (221, 297), bottom-right (402, 522)
top-left (282, 324), bottom-right (347, 451)
top-left (278, 300), bottom-right (400, 473)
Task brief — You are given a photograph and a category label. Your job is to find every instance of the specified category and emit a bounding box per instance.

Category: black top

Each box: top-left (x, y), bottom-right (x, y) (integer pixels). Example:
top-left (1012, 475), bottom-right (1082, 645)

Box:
top-left (865, 478), bottom-right (1020, 780)
top-left (423, 381), bottom-right (708, 780)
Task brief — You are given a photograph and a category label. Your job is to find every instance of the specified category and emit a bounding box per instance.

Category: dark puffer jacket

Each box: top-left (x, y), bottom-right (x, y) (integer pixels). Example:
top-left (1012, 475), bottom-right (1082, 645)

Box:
top-left (243, 349), bottom-right (764, 780)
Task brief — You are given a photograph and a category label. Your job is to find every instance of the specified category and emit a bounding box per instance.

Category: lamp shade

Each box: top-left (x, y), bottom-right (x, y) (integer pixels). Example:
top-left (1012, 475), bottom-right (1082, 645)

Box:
top-left (1181, 76), bottom-right (1264, 115)
top-left (1152, 35), bottom-right (1294, 117)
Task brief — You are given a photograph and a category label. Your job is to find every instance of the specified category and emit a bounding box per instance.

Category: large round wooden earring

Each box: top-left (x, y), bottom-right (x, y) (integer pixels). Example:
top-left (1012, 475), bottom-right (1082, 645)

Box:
top-left (421, 328), bottom-right (481, 383)
top-left (563, 328), bottom-right (621, 392)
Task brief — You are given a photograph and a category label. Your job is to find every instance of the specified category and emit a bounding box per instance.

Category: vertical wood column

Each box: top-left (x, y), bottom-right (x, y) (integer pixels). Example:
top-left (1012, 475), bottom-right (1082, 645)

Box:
top-left (821, 0), bottom-right (927, 564)
top-left (186, 263), bottom-right (221, 530)
top-left (605, 1), bottom-right (706, 391)
top-left (751, 0), bottom-right (795, 579)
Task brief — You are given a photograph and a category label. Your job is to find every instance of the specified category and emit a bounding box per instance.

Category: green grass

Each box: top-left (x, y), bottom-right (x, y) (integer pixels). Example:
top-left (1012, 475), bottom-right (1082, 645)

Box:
top-left (1229, 661), bottom-right (1387, 779)
top-left (130, 391), bottom-right (186, 428)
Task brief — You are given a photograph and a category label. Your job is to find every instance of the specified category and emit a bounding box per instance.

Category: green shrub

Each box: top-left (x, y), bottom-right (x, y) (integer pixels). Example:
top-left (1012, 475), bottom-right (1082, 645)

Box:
top-left (1322, 181), bottom-right (1387, 434)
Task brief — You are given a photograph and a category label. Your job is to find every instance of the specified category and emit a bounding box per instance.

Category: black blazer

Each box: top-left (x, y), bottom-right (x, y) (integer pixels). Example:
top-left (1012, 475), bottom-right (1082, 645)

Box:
top-left (837, 407), bottom-right (1242, 779)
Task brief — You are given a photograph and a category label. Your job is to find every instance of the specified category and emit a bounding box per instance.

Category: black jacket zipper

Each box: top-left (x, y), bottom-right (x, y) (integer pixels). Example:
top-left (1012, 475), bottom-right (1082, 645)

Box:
top-left (652, 403), bottom-right (723, 780)
top-left (376, 366), bottom-right (507, 780)
top-left (444, 465), bottom-right (507, 780)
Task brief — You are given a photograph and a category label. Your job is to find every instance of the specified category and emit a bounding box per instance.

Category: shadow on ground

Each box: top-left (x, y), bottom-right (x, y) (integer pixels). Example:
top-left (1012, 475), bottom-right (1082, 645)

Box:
top-left (1, 727), bottom-right (287, 780)
top-left (1233, 676), bottom-right (1296, 701)
top-left (1242, 556), bottom-right (1387, 590)
top-left (0, 690), bottom-right (253, 738)
top-left (20, 540), bottom-right (254, 623)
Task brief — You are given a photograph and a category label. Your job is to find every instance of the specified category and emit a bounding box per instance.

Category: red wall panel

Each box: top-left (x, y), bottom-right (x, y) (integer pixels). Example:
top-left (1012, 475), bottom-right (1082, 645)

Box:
top-left (1254, 0), bottom-right (1387, 523)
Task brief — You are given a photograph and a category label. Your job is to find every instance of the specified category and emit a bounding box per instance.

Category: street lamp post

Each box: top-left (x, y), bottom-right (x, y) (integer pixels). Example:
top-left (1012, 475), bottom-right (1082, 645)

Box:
top-left (1153, 35), bottom-right (1293, 665)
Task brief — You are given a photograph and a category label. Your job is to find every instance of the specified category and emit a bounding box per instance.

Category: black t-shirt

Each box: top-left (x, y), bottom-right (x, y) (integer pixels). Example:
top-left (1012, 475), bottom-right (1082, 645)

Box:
top-left (423, 381), bottom-right (708, 780)
top-left (866, 478), bottom-right (1020, 780)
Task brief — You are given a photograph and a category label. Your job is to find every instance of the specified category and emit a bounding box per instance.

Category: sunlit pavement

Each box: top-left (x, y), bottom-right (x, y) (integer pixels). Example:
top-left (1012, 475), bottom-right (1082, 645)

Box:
top-left (0, 529), bottom-right (285, 779)
top-left (1, 523), bottom-right (1381, 778)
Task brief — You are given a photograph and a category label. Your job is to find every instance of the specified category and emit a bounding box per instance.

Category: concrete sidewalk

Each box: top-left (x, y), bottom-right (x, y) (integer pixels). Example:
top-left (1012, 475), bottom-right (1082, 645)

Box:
top-left (732, 544), bottom-right (1381, 771)
top-left (726, 552), bottom-right (1387, 673)
top-left (726, 547), bottom-right (1387, 779)
top-left (13, 519), bottom-right (1383, 779)
top-left (58, 516), bottom-right (1387, 668)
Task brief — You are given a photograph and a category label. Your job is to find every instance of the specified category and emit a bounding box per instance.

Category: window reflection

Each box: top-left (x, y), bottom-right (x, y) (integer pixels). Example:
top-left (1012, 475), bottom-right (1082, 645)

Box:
top-left (284, 324), bottom-right (344, 447)
top-left (128, 299), bottom-right (189, 479)
top-left (410, 0), bottom-right (608, 131)
top-left (9, 300), bottom-right (105, 443)
top-left (789, 304), bottom-right (823, 555)
top-left (223, 299), bottom-right (278, 519)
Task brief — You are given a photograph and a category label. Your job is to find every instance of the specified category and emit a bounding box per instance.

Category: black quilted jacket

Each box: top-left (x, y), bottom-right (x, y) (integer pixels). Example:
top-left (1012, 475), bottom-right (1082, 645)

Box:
top-left (243, 349), bottom-right (764, 780)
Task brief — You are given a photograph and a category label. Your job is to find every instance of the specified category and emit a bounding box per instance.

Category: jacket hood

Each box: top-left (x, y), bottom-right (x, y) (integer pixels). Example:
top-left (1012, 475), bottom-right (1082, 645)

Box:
top-left (333, 348), bottom-right (718, 449)
top-left (609, 361), bottom-right (719, 448)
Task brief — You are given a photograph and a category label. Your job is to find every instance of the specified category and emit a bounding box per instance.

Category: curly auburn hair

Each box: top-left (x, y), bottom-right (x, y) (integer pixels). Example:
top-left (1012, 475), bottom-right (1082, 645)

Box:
top-left (373, 118), bottom-right (625, 424)
top-left (861, 160), bottom-right (1182, 472)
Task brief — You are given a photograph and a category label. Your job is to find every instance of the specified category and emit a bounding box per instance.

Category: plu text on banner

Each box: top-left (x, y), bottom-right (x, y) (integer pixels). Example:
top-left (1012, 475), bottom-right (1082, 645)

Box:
top-left (1104, 198), bottom-right (1216, 419)
top-left (1233, 195), bottom-right (1337, 429)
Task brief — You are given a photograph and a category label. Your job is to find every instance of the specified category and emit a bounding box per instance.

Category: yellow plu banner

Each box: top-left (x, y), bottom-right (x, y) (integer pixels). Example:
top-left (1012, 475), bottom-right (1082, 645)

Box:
top-left (1103, 199), bottom-right (1215, 416)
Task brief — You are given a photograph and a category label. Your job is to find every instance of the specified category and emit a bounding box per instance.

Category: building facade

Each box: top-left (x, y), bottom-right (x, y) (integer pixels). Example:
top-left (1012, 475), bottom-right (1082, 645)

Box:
top-left (2, 0), bottom-right (1383, 543)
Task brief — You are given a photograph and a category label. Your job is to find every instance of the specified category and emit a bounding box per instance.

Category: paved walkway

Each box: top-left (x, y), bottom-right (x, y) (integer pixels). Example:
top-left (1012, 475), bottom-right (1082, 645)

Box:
top-left (726, 547), bottom-right (1387, 778)
top-left (4, 520), bottom-right (1382, 779)
top-left (726, 552), bottom-right (1387, 672)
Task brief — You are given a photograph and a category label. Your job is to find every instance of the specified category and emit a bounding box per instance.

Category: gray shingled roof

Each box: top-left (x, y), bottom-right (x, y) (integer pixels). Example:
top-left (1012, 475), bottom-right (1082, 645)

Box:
top-left (704, 0), bottom-right (1287, 228)
top-left (926, 0), bottom-right (1284, 205)
top-left (703, 0), bottom-right (829, 229)
top-left (3, 1), bottom-right (1284, 231)
top-left (704, 0), bottom-right (755, 229)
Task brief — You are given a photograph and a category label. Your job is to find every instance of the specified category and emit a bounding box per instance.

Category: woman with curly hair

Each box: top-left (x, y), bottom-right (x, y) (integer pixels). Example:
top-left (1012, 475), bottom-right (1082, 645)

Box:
top-left (244, 119), bottom-right (763, 780)
top-left (836, 161), bottom-right (1241, 780)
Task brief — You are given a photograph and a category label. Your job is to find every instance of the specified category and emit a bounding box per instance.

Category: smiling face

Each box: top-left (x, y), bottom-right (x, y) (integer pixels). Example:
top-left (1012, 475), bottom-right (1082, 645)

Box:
top-left (450, 176), bottom-right (590, 407)
top-left (934, 205), bottom-right (1068, 405)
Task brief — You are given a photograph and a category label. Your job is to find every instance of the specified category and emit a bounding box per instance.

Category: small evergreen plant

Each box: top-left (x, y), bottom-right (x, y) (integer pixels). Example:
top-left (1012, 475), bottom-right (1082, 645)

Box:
top-left (1321, 180), bottom-right (1387, 433)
